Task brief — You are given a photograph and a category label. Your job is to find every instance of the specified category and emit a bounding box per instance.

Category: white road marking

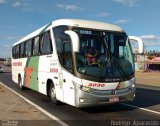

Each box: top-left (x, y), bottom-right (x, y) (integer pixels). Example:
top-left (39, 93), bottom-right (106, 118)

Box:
top-left (121, 103), bottom-right (160, 115)
top-left (0, 82), bottom-right (69, 126)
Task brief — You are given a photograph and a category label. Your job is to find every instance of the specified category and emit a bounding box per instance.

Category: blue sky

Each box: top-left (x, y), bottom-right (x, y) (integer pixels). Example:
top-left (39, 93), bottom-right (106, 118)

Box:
top-left (0, 0), bottom-right (160, 58)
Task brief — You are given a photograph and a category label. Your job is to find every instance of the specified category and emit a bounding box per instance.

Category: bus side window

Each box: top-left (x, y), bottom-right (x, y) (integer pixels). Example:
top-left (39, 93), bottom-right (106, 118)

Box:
top-left (25, 40), bottom-right (32, 57)
top-left (53, 26), bottom-right (69, 66)
top-left (33, 36), bottom-right (40, 56)
top-left (40, 32), bottom-right (53, 55)
top-left (20, 42), bottom-right (25, 58)
top-left (12, 47), bottom-right (16, 59)
top-left (15, 45), bottom-right (20, 58)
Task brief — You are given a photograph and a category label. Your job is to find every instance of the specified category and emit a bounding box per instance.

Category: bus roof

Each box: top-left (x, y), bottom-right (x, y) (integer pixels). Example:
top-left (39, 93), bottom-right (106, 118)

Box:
top-left (13, 19), bottom-right (124, 46)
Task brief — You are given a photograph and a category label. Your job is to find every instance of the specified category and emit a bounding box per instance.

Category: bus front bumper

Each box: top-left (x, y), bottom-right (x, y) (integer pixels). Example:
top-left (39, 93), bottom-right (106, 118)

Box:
top-left (75, 86), bottom-right (136, 108)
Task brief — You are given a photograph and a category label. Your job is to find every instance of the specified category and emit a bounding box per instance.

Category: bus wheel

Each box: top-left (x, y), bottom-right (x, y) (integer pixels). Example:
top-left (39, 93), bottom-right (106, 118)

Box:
top-left (18, 76), bottom-right (24, 90)
top-left (50, 84), bottom-right (59, 105)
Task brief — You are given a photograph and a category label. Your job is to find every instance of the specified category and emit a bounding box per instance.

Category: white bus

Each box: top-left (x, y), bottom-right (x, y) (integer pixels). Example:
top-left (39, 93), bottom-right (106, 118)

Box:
top-left (12, 19), bottom-right (143, 108)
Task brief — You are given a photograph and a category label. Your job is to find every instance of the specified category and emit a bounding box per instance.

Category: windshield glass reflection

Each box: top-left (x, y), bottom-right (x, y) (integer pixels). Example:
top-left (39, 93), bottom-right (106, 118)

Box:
top-left (74, 29), bottom-right (134, 80)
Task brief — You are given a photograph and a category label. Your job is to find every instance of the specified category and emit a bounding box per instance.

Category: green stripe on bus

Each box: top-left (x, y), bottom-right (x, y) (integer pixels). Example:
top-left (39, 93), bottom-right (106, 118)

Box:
top-left (24, 56), bottom-right (39, 91)
top-left (28, 56), bottom-right (39, 91)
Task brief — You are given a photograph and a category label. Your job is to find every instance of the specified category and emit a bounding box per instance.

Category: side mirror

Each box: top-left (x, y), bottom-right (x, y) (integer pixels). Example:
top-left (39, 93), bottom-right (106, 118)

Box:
top-left (65, 30), bottom-right (80, 52)
top-left (129, 36), bottom-right (144, 54)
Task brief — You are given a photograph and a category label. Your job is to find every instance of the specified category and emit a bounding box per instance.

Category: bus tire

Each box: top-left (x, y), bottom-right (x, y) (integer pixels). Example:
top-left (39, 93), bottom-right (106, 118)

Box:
top-left (18, 75), bottom-right (24, 90)
top-left (49, 83), bottom-right (59, 105)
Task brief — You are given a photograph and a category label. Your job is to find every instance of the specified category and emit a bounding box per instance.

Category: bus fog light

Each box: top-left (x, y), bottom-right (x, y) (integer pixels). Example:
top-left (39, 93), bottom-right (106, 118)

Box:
top-left (79, 98), bottom-right (85, 103)
top-left (132, 84), bottom-right (135, 88)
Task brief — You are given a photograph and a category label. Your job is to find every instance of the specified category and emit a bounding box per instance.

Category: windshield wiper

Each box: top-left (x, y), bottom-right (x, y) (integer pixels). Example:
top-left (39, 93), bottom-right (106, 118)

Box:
top-left (104, 39), bottom-right (112, 59)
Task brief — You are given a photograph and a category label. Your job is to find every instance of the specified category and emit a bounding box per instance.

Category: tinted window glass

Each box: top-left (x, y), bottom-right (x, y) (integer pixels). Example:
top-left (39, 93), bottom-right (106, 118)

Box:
top-left (33, 37), bottom-right (39, 56)
top-left (41, 32), bottom-right (52, 55)
top-left (53, 26), bottom-right (69, 65)
top-left (12, 47), bottom-right (16, 59)
top-left (20, 43), bottom-right (24, 57)
top-left (25, 40), bottom-right (32, 56)
top-left (15, 45), bottom-right (20, 58)
top-left (63, 42), bottom-right (73, 70)
top-left (53, 26), bottom-right (68, 54)
top-left (53, 26), bottom-right (73, 72)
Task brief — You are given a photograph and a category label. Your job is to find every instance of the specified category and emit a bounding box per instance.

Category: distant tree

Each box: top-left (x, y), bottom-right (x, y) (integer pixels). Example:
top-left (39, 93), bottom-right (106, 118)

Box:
top-left (149, 50), bottom-right (152, 54)
top-left (146, 49), bottom-right (160, 59)
top-left (147, 55), bottom-right (154, 60)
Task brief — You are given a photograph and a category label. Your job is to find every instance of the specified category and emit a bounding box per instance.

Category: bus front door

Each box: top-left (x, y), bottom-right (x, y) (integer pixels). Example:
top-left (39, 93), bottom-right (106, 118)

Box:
top-left (61, 41), bottom-right (75, 106)
top-left (62, 69), bottom-right (75, 106)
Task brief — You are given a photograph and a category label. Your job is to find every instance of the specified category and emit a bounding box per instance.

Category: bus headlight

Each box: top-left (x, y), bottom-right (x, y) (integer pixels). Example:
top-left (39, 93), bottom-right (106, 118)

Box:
top-left (80, 86), bottom-right (96, 93)
top-left (128, 84), bottom-right (135, 90)
top-left (132, 84), bottom-right (135, 88)
top-left (72, 81), bottom-right (96, 93)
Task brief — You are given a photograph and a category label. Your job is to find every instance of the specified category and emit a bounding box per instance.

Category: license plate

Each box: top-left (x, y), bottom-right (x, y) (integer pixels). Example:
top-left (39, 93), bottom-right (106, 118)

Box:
top-left (109, 96), bottom-right (119, 103)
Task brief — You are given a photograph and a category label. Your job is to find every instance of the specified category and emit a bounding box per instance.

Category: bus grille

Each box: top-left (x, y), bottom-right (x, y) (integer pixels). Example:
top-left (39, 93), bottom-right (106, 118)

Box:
top-left (93, 87), bottom-right (133, 96)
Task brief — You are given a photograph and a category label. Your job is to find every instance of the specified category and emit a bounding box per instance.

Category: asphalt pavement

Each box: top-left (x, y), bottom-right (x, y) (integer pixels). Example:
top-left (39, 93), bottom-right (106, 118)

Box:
top-left (136, 71), bottom-right (160, 88)
top-left (0, 64), bottom-right (159, 126)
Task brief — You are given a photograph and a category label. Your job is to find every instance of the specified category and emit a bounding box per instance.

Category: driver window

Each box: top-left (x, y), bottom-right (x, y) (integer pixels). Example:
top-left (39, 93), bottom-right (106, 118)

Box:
top-left (63, 41), bottom-right (73, 70)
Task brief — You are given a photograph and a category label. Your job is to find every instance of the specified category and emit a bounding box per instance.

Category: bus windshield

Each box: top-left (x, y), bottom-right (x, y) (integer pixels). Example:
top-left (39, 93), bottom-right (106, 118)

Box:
top-left (74, 29), bottom-right (134, 81)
